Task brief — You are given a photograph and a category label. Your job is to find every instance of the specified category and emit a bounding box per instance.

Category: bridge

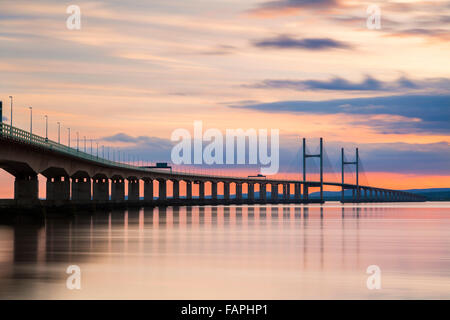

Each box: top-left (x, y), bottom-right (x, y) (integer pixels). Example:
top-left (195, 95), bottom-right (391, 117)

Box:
top-left (0, 101), bottom-right (425, 211)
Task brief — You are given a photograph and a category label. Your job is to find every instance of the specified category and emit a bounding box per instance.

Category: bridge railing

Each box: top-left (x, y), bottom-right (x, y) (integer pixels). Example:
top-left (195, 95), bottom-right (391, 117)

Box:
top-left (0, 122), bottom-right (143, 171)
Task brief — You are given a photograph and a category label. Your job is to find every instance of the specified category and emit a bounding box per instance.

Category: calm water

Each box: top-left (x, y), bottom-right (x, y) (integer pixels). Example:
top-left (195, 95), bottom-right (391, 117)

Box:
top-left (0, 202), bottom-right (449, 299)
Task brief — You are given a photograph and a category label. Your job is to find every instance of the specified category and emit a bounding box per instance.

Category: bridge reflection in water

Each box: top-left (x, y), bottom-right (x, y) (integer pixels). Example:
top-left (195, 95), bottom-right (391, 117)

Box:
top-left (1, 203), bottom-right (449, 299)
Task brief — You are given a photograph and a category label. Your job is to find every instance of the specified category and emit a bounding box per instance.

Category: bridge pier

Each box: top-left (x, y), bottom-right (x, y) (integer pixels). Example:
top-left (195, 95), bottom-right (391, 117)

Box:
top-left (198, 181), bottom-right (205, 200)
top-left (260, 183), bottom-right (266, 201)
top-left (303, 184), bottom-right (309, 201)
top-left (363, 188), bottom-right (369, 202)
top-left (158, 179), bottom-right (167, 200)
top-left (143, 179), bottom-right (153, 201)
top-left (72, 174), bottom-right (91, 201)
top-left (271, 183), bottom-right (278, 200)
top-left (14, 174), bottom-right (39, 201)
top-left (294, 183), bottom-right (301, 201)
top-left (46, 175), bottom-right (70, 201)
top-left (93, 176), bottom-right (109, 201)
top-left (172, 180), bottom-right (180, 200)
top-left (111, 177), bottom-right (125, 201)
top-left (248, 183), bottom-right (254, 201)
top-left (236, 183), bottom-right (242, 201)
top-left (283, 184), bottom-right (288, 200)
top-left (211, 182), bottom-right (218, 200)
top-left (186, 181), bottom-right (192, 199)
top-left (224, 182), bottom-right (230, 200)
top-left (128, 177), bottom-right (140, 201)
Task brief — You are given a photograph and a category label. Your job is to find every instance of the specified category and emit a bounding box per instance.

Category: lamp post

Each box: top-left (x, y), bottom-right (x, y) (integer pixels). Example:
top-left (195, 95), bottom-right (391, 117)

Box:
top-left (44, 115), bottom-right (48, 141)
top-left (76, 132), bottom-right (79, 151)
top-left (57, 122), bottom-right (60, 143)
top-left (68, 128), bottom-right (70, 148)
top-left (90, 139), bottom-right (93, 155)
top-left (84, 136), bottom-right (86, 152)
top-left (29, 107), bottom-right (32, 136)
top-left (9, 96), bottom-right (12, 128)
top-left (96, 142), bottom-right (99, 158)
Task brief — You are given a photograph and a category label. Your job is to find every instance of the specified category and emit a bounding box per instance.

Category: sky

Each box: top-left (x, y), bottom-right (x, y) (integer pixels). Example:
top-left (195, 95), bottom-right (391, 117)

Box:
top-left (0, 0), bottom-right (449, 195)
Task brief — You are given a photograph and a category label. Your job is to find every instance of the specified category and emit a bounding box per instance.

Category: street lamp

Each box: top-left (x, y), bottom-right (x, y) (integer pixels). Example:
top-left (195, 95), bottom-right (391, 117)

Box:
top-left (67, 128), bottom-right (71, 148)
top-left (76, 132), bottom-right (79, 151)
top-left (44, 115), bottom-right (48, 141)
top-left (84, 136), bottom-right (86, 152)
top-left (96, 142), bottom-right (99, 158)
top-left (29, 107), bottom-right (32, 137)
top-left (57, 122), bottom-right (60, 144)
top-left (8, 96), bottom-right (12, 128)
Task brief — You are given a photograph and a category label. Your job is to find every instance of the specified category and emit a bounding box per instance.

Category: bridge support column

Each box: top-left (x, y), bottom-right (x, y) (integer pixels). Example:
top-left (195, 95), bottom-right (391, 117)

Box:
top-left (198, 181), bottom-right (205, 200)
top-left (294, 183), bottom-right (301, 201)
top-left (144, 179), bottom-right (153, 201)
top-left (283, 184), bottom-right (288, 200)
top-left (186, 181), bottom-right (192, 199)
top-left (172, 180), bottom-right (180, 199)
top-left (14, 174), bottom-right (39, 201)
top-left (159, 179), bottom-right (167, 200)
top-left (260, 184), bottom-right (266, 201)
top-left (46, 175), bottom-right (70, 201)
top-left (111, 178), bottom-right (125, 201)
top-left (211, 182), bottom-right (218, 200)
top-left (248, 183), bottom-right (254, 201)
top-left (93, 177), bottom-right (109, 201)
top-left (224, 182), bottom-right (230, 200)
top-left (303, 184), bottom-right (309, 201)
top-left (271, 183), bottom-right (278, 200)
top-left (236, 183), bottom-right (242, 200)
top-left (128, 178), bottom-right (140, 201)
top-left (72, 176), bottom-right (91, 201)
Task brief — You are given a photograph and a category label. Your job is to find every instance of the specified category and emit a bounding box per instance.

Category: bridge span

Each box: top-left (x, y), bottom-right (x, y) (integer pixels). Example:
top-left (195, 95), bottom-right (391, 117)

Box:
top-left (0, 118), bottom-right (425, 212)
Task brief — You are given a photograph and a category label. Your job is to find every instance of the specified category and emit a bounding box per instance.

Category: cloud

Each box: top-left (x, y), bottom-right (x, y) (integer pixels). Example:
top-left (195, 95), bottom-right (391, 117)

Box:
top-left (248, 0), bottom-right (338, 17)
top-left (386, 28), bottom-right (450, 41)
top-left (246, 76), bottom-right (450, 92)
top-left (198, 45), bottom-right (236, 55)
top-left (253, 35), bottom-right (351, 50)
top-left (101, 133), bottom-right (174, 162)
top-left (230, 94), bottom-right (450, 134)
top-left (340, 141), bottom-right (450, 175)
top-left (318, 140), bottom-right (450, 175)
top-left (100, 132), bottom-right (450, 176)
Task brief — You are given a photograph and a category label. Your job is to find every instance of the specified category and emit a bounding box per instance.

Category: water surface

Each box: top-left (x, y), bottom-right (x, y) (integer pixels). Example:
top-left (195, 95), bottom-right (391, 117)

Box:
top-left (0, 202), bottom-right (449, 299)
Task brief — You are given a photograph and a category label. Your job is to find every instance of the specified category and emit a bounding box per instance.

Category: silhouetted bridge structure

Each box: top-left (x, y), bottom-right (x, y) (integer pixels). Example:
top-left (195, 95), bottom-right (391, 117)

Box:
top-left (0, 103), bottom-right (425, 212)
